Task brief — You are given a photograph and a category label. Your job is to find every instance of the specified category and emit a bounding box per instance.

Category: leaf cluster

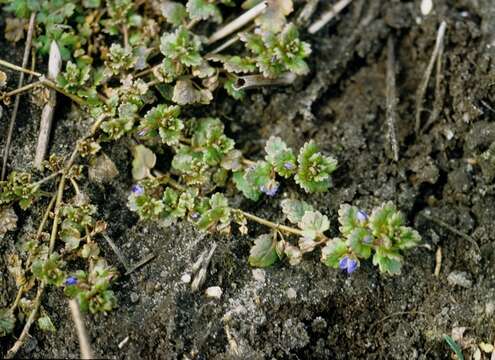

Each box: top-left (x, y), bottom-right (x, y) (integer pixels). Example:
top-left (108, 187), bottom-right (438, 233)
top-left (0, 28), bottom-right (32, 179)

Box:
top-left (321, 202), bottom-right (421, 275)
top-left (235, 137), bottom-right (337, 200)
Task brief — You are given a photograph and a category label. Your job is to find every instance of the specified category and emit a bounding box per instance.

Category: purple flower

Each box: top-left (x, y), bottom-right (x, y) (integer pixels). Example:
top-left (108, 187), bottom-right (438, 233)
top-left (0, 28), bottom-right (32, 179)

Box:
top-left (356, 210), bottom-right (368, 223)
top-left (284, 162), bottom-right (295, 170)
top-left (190, 212), bottom-right (200, 221)
top-left (131, 184), bottom-right (144, 196)
top-left (338, 256), bottom-right (358, 274)
top-left (363, 235), bottom-right (373, 244)
top-left (260, 181), bottom-right (279, 197)
top-left (138, 128), bottom-right (148, 137)
top-left (65, 276), bottom-right (77, 286)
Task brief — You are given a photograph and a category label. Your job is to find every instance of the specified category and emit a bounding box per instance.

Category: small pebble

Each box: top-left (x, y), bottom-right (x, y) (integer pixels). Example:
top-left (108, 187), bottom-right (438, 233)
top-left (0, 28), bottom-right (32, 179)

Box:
top-left (252, 269), bottom-right (266, 283)
top-left (181, 273), bottom-right (192, 284)
top-left (420, 0), bottom-right (433, 15)
top-left (447, 271), bottom-right (473, 288)
top-left (130, 292), bottom-right (140, 303)
top-left (205, 286), bottom-right (222, 299)
top-left (287, 287), bottom-right (297, 299)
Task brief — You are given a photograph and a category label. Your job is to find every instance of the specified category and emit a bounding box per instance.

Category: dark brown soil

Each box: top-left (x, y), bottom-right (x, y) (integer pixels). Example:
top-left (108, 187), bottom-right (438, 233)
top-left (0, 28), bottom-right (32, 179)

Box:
top-left (2, 1), bottom-right (495, 359)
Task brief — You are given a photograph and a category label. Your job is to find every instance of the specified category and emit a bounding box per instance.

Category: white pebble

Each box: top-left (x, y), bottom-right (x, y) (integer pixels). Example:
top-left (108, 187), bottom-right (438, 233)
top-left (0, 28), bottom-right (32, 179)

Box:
top-left (252, 269), bottom-right (266, 283)
top-left (287, 287), bottom-right (297, 299)
top-left (420, 0), bottom-right (433, 15)
top-left (205, 286), bottom-right (223, 299)
top-left (181, 273), bottom-right (191, 284)
top-left (447, 271), bottom-right (472, 288)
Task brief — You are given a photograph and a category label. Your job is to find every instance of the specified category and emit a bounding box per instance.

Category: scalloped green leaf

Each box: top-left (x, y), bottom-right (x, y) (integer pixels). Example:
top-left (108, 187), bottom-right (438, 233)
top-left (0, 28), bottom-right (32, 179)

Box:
top-left (249, 233), bottom-right (279, 267)
top-left (280, 199), bottom-right (314, 224)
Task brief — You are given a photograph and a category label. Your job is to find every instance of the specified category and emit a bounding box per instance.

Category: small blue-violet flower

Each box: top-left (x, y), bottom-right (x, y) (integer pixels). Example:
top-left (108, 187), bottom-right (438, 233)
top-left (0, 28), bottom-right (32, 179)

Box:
top-left (339, 256), bottom-right (358, 274)
top-left (65, 276), bottom-right (78, 286)
top-left (363, 235), bottom-right (373, 244)
top-left (356, 210), bottom-right (368, 223)
top-left (190, 212), bottom-right (200, 221)
top-left (260, 181), bottom-right (279, 197)
top-left (131, 184), bottom-right (144, 196)
top-left (284, 162), bottom-right (295, 170)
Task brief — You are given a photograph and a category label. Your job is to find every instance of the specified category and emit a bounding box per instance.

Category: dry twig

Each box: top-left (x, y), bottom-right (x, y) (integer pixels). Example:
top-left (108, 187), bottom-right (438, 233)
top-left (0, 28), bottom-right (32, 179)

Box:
top-left (308, 0), bottom-right (352, 34)
top-left (1, 12), bottom-right (36, 180)
top-left (415, 21), bottom-right (447, 133)
top-left (207, 1), bottom-right (268, 44)
top-left (34, 41), bottom-right (62, 169)
top-left (385, 35), bottom-right (399, 161)
top-left (69, 299), bottom-right (94, 359)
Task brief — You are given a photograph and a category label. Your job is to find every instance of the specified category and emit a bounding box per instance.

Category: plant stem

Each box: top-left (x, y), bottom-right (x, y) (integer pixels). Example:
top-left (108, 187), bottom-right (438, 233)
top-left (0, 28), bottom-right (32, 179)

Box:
top-left (1, 12), bottom-right (36, 181)
top-left (1, 80), bottom-right (42, 99)
top-left (5, 283), bottom-right (44, 359)
top-left (33, 170), bottom-right (63, 187)
top-left (9, 194), bottom-right (57, 313)
top-left (0, 59), bottom-right (42, 77)
top-left (238, 210), bottom-right (304, 237)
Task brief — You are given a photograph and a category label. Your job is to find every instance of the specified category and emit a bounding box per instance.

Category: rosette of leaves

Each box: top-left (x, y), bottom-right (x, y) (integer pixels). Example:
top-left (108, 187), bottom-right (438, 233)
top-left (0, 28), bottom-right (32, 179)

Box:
top-left (160, 187), bottom-right (196, 226)
top-left (0, 172), bottom-right (40, 209)
top-left (240, 23), bottom-right (311, 78)
top-left (57, 60), bottom-right (102, 100)
top-left (321, 202), bottom-right (421, 275)
top-left (234, 137), bottom-right (336, 200)
top-left (64, 259), bottom-right (118, 313)
top-left (139, 104), bottom-right (183, 145)
top-left (100, 102), bottom-right (139, 140)
top-left (171, 118), bottom-right (234, 188)
top-left (196, 193), bottom-right (231, 232)
top-left (160, 26), bottom-right (202, 70)
top-left (59, 203), bottom-right (97, 251)
top-left (127, 180), bottom-right (166, 221)
top-left (32, 253), bottom-right (66, 286)
top-left (105, 43), bottom-right (137, 75)
top-left (294, 140), bottom-right (337, 193)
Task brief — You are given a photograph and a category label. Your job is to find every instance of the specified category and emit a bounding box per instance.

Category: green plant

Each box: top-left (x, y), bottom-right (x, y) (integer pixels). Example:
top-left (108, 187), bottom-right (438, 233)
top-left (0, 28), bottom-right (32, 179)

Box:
top-left (0, 0), bottom-right (422, 355)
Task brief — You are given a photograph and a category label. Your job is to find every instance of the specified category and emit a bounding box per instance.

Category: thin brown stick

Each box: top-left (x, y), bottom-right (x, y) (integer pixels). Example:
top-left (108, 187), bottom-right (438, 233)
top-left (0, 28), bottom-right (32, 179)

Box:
top-left (422, 37), bottom-right (445, 132)
top-left (34, 41), bottom-right (62, 169)
top-left (434, 246), bottom-right (442, 277)
top-left (308, 0), bottom-right (352, 34)
top-left (415, 21), bottom-right (447, 133)
top-left (1, 12), bottom-right (36, 180)
top-left (69, 299), bottom-right (94, 359)
top-left (234, 72), bottom-right (297, 91)
top-left (0, 59), bottom-right (42, 77)
top-left (1, 80), bottom-right (42, 99)
top-left (421, 213), bottom-right (479, 252)
top-left (102, 233), bottom-right (130, 272)
top-left (385, 35), bottom-right (399, 161)
top-left (5, 284), bottom-right (44, 359)
top-left (207, 1), bottom-right (268, 45)
top-left (124, 253), bottom-right (156, 276)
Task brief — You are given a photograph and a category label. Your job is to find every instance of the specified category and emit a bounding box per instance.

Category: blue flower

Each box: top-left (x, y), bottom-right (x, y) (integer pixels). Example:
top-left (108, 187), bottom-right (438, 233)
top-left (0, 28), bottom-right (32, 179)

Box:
top-left (260, 181), bottom-right (279, 197)
top-left (356, 210), bottom-right (368, 223)
top-left (131, 184), bottom-right (144, 196)
top-left (338, 256), bottom-right (358, 274)
top-left (363, 235), bottom-right (373, 244)
top-left (284, 162), bottom-right (295, 170)
top-left (65, 276), bottom-right (77, 286)
top-left (190, 212), bottom-right (200, 221)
